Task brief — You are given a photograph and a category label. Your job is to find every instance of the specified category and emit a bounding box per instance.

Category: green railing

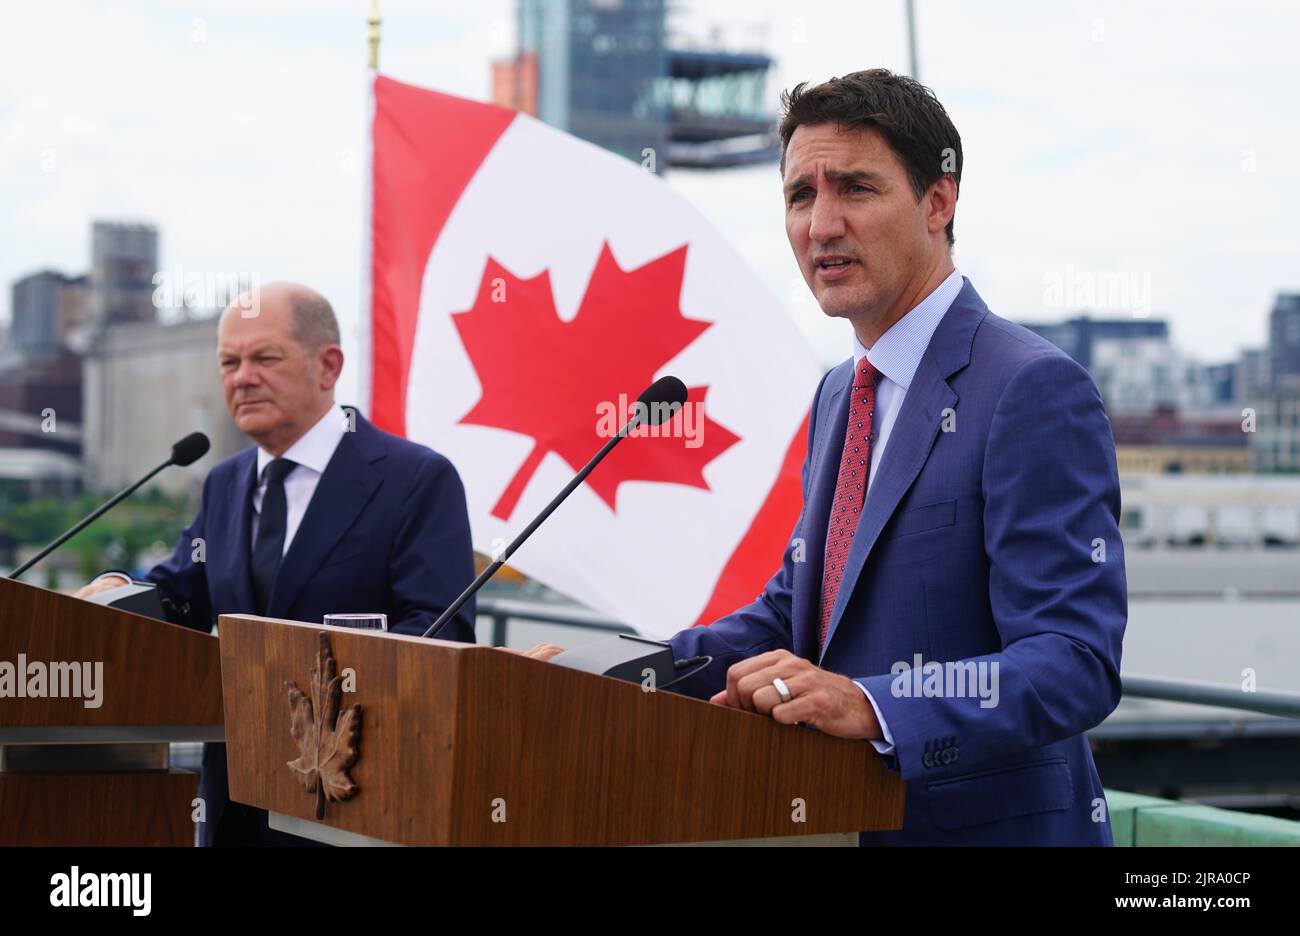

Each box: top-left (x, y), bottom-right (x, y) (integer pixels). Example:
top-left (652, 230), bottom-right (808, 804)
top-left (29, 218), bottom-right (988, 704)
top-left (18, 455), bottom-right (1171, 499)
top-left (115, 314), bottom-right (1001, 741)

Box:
top-left (1106, 790), bottom-right (1300, 846)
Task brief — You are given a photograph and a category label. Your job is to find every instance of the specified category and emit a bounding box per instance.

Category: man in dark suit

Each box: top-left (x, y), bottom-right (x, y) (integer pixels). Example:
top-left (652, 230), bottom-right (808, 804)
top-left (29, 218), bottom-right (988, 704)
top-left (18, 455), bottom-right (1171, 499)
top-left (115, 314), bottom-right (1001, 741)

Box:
top-left (77, 281), bottom-right (476, 845)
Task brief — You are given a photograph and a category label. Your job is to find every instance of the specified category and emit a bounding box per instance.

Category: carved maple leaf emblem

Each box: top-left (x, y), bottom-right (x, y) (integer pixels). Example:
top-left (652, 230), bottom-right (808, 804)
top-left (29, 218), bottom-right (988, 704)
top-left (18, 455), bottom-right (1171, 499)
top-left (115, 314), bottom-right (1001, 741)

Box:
top-left (284, 632), bottom-right (362, 820)
top-left (453, 241), bottom-right (741, 521)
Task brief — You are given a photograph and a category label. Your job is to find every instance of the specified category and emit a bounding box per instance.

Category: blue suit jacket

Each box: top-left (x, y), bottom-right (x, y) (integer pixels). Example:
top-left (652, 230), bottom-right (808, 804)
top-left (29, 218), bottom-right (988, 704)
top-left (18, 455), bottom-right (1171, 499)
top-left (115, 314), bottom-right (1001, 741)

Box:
top-left (146, 409), bottom-right (477, 845)
top-left (670, 279), bottom-right (1127, 846)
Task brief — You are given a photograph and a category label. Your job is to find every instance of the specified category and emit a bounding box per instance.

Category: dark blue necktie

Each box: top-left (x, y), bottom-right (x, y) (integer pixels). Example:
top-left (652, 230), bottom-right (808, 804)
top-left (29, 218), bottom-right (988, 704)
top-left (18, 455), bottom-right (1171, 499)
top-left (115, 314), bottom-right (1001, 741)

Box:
top-left (252, 458), bottom-right (296, 615)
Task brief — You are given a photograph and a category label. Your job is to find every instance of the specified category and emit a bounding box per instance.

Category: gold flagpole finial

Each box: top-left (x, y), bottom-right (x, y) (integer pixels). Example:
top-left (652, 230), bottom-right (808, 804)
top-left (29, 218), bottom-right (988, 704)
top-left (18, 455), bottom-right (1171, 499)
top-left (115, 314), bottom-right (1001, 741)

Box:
top-left (367, 0), bottom-right (381, 71)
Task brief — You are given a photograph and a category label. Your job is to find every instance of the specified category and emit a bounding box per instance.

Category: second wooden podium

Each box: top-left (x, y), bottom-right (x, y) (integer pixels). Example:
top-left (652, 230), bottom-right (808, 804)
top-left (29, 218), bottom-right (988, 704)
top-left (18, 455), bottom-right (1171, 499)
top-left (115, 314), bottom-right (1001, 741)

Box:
top-left (0, 577), bottom-right (223, 846)
top-left (220, 614), bottom-right (904, 846)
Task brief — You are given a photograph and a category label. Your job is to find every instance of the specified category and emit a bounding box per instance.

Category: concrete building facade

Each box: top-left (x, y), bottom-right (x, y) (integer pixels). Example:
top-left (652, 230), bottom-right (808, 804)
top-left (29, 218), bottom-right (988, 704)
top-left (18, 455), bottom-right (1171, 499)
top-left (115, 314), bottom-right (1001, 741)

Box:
top-left (82, 314), bottom-right (247, 495)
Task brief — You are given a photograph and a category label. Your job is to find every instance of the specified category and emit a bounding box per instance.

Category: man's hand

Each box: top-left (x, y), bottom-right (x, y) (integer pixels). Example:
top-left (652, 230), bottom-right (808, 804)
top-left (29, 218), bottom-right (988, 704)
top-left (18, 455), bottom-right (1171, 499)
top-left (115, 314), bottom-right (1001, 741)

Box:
top-left (708, 649), bottom-right (881, 741)
top-left (499, 643), bottom-right (566, 662)
top-left (73, 575), bottom-right (130, 600)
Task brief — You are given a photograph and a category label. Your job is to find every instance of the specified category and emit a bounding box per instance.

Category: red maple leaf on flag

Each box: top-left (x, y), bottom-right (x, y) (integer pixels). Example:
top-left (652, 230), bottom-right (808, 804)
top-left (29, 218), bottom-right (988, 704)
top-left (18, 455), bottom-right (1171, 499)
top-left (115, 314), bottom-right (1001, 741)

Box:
top-left (452, 242), bottom-right (741, 521)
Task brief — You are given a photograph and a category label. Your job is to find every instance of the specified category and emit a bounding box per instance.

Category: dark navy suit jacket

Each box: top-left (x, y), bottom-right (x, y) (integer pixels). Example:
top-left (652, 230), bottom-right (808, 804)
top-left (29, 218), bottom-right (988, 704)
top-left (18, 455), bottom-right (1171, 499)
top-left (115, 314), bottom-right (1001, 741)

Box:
top-left (145, 409), bottom-right (476, 845)
top-left (669, 279), bottom-right (1127, 845)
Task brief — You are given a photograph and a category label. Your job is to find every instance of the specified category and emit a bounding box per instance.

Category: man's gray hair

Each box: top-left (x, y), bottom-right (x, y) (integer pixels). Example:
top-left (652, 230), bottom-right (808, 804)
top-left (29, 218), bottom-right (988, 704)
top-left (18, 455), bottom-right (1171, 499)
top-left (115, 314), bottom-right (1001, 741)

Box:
top-left (288, 289), bottom-right (341, 350)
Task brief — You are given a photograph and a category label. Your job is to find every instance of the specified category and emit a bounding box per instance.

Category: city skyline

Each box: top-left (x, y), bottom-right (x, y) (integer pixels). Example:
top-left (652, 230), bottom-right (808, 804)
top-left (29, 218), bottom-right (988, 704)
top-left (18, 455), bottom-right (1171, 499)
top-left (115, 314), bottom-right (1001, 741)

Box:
top-left (2, 0), bottom-right (1297, 405)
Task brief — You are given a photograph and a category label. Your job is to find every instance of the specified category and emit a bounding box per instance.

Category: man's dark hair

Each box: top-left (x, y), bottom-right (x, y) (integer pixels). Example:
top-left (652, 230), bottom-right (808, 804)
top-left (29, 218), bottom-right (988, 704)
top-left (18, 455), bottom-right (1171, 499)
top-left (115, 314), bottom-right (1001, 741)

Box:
top-left (778, 68), bottom-right (963, 246)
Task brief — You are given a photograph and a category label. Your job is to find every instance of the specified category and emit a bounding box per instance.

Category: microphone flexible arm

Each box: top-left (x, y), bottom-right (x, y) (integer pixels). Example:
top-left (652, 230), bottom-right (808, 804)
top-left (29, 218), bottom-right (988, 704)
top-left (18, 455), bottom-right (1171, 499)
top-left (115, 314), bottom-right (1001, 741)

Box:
top-left (421, 399), bottom-right (673, 640)
top-left (8, 458), bottom-right (175, 580)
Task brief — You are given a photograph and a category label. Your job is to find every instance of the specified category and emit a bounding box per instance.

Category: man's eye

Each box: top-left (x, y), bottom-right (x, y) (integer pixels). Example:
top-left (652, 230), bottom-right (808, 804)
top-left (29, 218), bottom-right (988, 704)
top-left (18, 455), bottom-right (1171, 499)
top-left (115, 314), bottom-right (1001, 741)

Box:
top-left (789, 190), bottom-right (810, 204)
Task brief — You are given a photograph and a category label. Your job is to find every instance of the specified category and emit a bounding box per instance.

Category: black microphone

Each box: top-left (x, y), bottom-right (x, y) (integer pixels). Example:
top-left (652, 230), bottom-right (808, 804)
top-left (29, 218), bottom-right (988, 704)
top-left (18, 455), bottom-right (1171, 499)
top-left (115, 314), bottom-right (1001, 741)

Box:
top-left (170, 431), bottom-right (211, 467)
top-left (422, 376), bottom-right (688, 639)
top-left (9, 431), bottom-right (211, 580)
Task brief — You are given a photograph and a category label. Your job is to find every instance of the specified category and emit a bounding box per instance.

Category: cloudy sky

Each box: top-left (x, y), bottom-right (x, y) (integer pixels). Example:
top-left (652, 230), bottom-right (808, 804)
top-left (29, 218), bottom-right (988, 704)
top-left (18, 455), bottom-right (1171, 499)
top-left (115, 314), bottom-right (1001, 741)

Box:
top-left (2, 0), bottom-right (1296, 403)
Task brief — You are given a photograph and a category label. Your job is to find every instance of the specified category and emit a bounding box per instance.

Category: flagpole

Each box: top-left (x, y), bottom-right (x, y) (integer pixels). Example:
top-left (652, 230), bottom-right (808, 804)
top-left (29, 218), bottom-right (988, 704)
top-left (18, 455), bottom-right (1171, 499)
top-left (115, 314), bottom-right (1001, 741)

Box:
top-left (358, 0), bottom-right (380, 416)
top-left (905, 0), bottom-right (919, 79)
top-left (368, 0), bottom-right (381, 70)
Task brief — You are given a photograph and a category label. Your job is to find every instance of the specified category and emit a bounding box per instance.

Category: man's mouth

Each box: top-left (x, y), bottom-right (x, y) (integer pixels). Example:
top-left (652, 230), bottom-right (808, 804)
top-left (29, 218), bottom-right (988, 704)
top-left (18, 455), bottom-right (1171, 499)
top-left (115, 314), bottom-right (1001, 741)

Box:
top-left (815, 256), bottom-right (857, 280)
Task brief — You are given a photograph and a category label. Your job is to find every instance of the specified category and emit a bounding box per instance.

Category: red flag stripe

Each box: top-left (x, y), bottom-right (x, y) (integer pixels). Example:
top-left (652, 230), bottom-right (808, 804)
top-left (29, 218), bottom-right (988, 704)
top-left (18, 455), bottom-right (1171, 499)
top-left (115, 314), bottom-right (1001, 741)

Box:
top-left (369, 75), bottom-right (516, 435)
top-left (692, 409), bottom-right (809, 626)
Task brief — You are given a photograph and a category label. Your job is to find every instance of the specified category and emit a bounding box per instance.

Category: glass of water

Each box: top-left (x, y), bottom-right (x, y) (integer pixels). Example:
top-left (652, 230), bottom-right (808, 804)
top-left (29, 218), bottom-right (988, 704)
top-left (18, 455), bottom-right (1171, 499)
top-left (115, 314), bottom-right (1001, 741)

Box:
top-left (324, 613), bottom-right (388, 632)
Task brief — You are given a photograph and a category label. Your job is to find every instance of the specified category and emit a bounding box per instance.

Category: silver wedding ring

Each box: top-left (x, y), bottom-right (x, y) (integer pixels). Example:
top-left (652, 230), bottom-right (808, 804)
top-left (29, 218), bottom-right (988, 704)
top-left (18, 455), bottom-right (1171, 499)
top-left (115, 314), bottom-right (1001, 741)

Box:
top-left (772, 677), bottom-right (792, 704)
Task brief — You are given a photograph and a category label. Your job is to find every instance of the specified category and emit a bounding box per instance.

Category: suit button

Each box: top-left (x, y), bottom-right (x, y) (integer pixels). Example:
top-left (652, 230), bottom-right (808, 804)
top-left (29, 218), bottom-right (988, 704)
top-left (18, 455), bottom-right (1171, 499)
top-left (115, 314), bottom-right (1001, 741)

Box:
top-left (922, 751), bottom-right (935, 768)
top-left (941, 748), bottom-right (956, 765)
top-left (950, 748), bottom-right (959, 763)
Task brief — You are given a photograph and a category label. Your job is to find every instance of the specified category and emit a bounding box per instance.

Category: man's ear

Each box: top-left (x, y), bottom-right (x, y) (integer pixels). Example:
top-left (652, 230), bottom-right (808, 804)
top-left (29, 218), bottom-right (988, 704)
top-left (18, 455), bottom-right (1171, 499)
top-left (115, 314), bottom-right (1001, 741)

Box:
top-left (927, 175), bottom-right (958, 238)
top-left (318, 345), bottom-right (344, 391)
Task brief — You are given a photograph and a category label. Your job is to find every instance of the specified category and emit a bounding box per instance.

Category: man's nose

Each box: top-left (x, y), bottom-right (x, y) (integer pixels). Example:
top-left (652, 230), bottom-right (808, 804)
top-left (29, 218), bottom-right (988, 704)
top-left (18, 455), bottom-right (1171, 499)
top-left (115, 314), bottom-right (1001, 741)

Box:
top-left (808, 192), bottom-right (847, 245)
top-left (230, 361), bottom-right (260, 388)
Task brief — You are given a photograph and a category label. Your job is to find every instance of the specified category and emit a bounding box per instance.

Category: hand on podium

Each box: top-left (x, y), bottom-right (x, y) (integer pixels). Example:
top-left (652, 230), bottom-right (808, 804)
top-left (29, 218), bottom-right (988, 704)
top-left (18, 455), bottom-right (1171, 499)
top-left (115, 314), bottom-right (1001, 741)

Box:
top-left (500, 643), bottom-right (566, 662)
top-left (708, 649), bottom-right (882, 742)
top-left (74, 574), bottom-right (131, 599)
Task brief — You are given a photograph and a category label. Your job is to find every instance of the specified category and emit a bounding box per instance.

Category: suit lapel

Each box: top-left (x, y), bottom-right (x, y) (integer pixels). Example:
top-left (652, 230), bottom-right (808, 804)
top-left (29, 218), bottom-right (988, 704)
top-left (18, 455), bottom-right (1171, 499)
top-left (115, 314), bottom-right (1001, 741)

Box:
top-left (817, 280), bottom-right (988, 662)
top-left (217, 451), bottom-right (258, 617)
top-left (267, 419), bottom-right (386, 618)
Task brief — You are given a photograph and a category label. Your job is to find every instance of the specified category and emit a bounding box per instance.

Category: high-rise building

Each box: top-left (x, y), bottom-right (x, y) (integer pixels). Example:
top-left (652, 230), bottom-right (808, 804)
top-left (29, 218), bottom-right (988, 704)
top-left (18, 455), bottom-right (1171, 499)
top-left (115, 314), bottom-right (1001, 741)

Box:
top-left (1268, 293), bottom-right (1300, 383)
top-left (9, 271), bottom-right (93, 361)
top-left (1019, 315), bottom-right (1169, 372)
top-left (1240, 348), bottom-right (1272, 400)
top-left (516, 0), bottom-right (669, 164)
top-left (492, 49), bottom-right (539, 116)
top-left (1251, 385), bottom-right (1300, 473)
top-left (495, 0), bottom-right (778, 170)
top-left (0, 271), bottom-right (89, 456)
top-left (1, 220), bottom-right (222, 477)
top-left (0, 350), bottom-right (83, 458)
top-left (1090, 337), bottom-right (1186, 416)
top-left (91, 221), bottom-right (158, 329)
top-left (1197, 361), bottom-right (1239, 409)
top-left (1244, 294), bottom-right (1300, 472)
top-left (9, 271), bottom-right (64, 361)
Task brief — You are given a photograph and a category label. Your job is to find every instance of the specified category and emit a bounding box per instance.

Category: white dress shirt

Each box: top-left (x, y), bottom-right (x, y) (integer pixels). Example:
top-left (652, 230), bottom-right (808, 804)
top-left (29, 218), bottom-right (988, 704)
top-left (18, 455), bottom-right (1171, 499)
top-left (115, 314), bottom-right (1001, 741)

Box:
top-left (251, 403), bottom-right (350, 556)
top-left (91, 402), bottom-right (352, 593)
top-left (844, 267), bottom-right (965, 758)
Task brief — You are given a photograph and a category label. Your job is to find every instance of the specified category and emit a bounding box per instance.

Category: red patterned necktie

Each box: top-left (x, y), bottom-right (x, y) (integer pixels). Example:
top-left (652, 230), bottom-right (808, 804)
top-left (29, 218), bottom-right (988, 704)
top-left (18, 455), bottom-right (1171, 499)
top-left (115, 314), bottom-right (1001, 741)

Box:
top-left (819, 357), bottom-right (882, 653)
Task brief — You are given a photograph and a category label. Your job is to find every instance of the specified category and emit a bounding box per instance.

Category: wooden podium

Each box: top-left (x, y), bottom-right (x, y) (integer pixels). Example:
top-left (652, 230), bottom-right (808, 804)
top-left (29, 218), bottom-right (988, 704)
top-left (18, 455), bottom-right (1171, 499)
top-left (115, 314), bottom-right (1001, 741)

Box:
top-left (0, 577), bottom-right (223, 846)
top-left (220, 614), bottom-right (906, 846)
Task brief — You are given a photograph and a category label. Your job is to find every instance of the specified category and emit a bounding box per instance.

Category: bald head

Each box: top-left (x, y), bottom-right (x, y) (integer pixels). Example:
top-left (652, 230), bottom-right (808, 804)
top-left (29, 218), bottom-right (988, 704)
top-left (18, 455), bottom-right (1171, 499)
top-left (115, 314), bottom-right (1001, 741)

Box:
top-left (217, 281), bottom-right (345, 456)
top-left (222, 281), bottom-right (340, 351)
top-left (286, 285), bottom-right (341, 351)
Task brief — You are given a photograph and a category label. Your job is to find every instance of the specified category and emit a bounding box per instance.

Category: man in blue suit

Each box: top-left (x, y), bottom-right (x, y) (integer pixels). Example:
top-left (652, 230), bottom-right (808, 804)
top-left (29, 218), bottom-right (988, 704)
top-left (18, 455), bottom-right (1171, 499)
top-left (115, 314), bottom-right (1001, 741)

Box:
top-left (664, 70), bottom-right (1128, 845)
top-left (77, 281), bottom-right (477, 845)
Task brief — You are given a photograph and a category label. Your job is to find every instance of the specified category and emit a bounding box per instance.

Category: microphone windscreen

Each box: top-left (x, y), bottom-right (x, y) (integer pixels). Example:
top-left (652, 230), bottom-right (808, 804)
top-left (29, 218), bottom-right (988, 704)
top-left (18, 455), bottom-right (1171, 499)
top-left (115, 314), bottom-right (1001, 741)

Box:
top-left (171, 432), bottom-right (211, 467)
top-left (635, 375), bottom-right (689, 426)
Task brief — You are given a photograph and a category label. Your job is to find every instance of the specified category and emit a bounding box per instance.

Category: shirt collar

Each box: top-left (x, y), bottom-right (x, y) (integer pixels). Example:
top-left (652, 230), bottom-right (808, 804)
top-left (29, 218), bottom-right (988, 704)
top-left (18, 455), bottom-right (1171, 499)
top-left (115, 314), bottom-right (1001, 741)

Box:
top-left (256, 402), bottom-right (348, 481)
top-left (852, 267), bottom-right (964, 391)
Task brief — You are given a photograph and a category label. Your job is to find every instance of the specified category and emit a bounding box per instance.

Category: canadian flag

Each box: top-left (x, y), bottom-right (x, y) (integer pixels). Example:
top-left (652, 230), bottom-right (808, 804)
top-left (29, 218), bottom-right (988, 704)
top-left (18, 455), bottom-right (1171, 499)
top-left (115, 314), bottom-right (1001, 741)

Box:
top-left (361, 74), bottom-right (822, 639)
